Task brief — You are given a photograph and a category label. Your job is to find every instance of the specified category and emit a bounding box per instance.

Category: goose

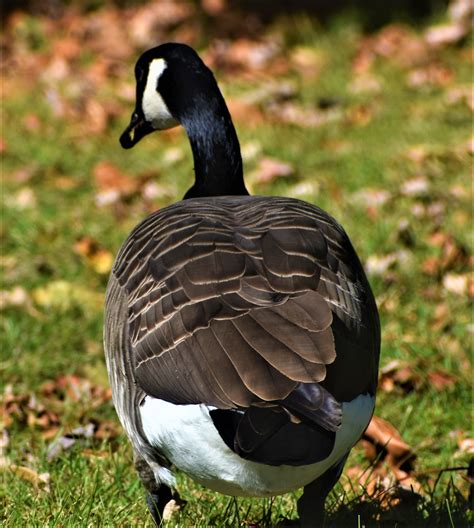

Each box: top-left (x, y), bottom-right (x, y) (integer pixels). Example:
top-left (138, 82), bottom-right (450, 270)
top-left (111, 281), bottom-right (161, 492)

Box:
top-left (104, 42), bottom-right (380, 527)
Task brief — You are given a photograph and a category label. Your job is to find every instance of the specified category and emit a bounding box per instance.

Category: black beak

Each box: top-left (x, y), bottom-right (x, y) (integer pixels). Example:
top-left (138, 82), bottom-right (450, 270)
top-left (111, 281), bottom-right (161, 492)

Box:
top-left (120, 111), bottom-right (154, 149)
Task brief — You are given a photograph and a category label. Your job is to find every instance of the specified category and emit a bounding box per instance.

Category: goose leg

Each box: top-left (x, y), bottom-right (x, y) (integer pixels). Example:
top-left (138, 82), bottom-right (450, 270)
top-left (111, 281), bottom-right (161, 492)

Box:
top-left (297, 455), bottom-right (348, 528)
top-left (145, 486), bottom-right (173, 526)
top-left (135, 455), bottom-right (173, 526)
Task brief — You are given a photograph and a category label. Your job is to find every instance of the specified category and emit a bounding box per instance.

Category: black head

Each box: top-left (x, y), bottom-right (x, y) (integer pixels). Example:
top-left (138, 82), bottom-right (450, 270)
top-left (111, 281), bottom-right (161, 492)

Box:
top-left (120, 43), bottom-right (218, 149)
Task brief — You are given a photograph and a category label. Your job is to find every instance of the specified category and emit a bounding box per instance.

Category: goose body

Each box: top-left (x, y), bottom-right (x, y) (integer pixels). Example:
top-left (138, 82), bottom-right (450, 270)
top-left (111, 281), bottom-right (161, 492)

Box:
top-left (104, 43), bottom-right (380, 526)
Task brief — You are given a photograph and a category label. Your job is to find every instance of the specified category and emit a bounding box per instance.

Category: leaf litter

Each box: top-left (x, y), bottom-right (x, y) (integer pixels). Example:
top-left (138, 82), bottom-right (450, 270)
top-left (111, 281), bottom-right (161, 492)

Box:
top-left (1, 0), bottom-right (471, 521)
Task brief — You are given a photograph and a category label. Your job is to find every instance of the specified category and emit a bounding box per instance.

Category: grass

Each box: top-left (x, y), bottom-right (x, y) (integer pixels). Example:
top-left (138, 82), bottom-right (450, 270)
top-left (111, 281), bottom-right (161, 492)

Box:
top-left (1, 8), bottom-right (472, 527)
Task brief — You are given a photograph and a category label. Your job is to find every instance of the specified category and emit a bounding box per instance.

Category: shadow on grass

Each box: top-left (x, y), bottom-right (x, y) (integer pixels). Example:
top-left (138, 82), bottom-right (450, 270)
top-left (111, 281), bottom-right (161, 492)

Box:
top-left (323, 478), bottom-right (471, 528)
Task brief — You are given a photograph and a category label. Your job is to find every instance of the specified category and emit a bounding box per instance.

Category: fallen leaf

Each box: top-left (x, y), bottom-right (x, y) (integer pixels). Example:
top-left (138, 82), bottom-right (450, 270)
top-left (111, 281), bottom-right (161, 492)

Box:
top-left (427, 370), bottom-right (457, 391)
top-left (422, 231), bottom-right (468, 277)
top-left (248, 157), bottom-right (294, 185)
top-left (5, 187), bottom-right (37, 209)
top-left (353, 24), bottom-right (429, 74)
top-left (162, 497), bottom-right (186, 522)
top-left (7, 464), bottom-right (50, 491)
top-left (23, 113), bottom-right (41, 132)
top-left (227, 98), bottom-right (264, 126)
top-left (346, 104), bottom-right (373, 126)
top-left (400, 177), bottom-right (429, 197)
top-left (267, 100), bottom-right (340, 128)
top-left (94, 420), bottom-right (120, 440)
top-left (407, 64), bottom-right (454, 88)
top-left (442, 273), bottom-right (470, 295)
top-left (74, 237), bottom-right (113, 275)
top-left (212, 38), bottom-right (281, 72)
top-left (366, 251), bottom-right (412, 277)
top-left (201, 0), bottom-right (226, 16)
top-left (46, 436), bottom-right (77, 462)
top-left (129, 2), bottom-right (193, 48)
top-left (364, 416), bottom-right (415, 469)
top-left (287, 181), bottom-right (320, 199)
top-left (445, 85), bottom-right (474, 111)
top-left (0, 286), bottom-right (30, 310)
top-left (425, 22), bottom-right (469, 47)
top-left (82, 448), bottom-right (110, 459)
top-left (240, 141), bottom-right (262, 163)
top-left (379, 360), bottom-right (421, 393)
top-left (0, 429), bottom-right (9, 467)
top-left (457, 438), bottom-right (474, 454)
top-left (94, 161), bottom-right (138, 206)
top-left (352, 188), bottom-right (391, 208)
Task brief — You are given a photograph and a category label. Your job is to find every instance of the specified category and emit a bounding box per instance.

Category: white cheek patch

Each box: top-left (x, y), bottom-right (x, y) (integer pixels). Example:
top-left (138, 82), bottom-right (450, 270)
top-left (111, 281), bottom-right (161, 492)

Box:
top-left (142, 58), bottom-right (179, 130)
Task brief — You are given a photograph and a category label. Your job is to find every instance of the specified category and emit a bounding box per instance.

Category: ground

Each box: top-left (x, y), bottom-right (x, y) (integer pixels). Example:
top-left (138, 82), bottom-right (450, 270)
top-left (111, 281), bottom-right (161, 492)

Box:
top-left (1, 1), bottom-right (472, 526)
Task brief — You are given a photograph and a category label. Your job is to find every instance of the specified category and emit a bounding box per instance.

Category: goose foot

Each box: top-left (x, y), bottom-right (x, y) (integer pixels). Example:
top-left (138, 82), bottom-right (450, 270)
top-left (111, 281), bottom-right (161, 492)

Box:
top-left (146, 486), bottom-right (173, 526)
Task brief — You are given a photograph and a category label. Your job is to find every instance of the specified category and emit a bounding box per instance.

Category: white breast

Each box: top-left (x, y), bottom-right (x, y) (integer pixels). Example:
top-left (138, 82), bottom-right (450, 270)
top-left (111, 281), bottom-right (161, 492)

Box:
top-left (140, 393), bottom-right (375, 497)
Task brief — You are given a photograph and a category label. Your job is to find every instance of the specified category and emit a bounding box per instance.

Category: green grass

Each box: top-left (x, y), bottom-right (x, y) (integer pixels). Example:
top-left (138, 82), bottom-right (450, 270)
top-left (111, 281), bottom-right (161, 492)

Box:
top-left (2, 9), bottom-right (472, 527)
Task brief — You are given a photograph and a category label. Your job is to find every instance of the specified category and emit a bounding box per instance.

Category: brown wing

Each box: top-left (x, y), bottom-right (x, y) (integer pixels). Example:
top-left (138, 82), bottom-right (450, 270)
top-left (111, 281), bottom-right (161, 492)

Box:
top-left (112, 196), bottom-right (378, 414)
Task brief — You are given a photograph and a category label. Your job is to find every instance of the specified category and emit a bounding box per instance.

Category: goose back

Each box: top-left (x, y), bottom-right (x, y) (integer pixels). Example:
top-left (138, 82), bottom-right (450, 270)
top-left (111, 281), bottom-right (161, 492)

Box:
top-left (106, 196), bottom-right (379, 431)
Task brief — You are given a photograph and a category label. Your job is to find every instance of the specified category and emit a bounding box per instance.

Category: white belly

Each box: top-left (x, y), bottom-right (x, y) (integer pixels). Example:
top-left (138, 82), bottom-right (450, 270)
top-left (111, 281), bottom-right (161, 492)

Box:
top-left (140, 394), bottom-right (375, 497)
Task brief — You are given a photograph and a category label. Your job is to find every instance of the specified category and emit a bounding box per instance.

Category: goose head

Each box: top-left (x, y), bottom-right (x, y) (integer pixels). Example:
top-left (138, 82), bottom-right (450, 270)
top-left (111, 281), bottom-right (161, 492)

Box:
top-left (120, 43), bottom-right (217, 148)
top-left (120, 42), bottom-right (247, 198)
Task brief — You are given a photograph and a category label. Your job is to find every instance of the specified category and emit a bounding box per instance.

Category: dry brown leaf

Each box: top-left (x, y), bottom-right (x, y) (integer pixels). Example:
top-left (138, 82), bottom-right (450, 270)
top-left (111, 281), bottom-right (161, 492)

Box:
top-left (446, 86), bottom-right (474, 112)
top-left (226, 98), bottom-right (264, 125)
top-left (407, 64), bottom-right (454, 88)
top-left (82, 448), bottom-right (110, 459)
top-left (346, 104), bottom-right (373, 126)
top-left (204, 36), bottom-right (282, 76)
top-left (94, 161), bottom-right (137, 197)
top-left (162, 497), bottom-right (187, 522)
top-left (427, 370), bottom-right (457, 391)
top-left (457, 438), bottom-right (474, 454)
top-left (366, 251), bottom-right (412, 277)
top-left (431, 303), bottom-right (451, 331)
top-left (73, 237), bottom-right (113, 275)
top-left (352, 188), bottom-right (391, 209)
top-left (401, 177), bottom-right (429, 197)
top-left (249, 157), bottom-right (294, 185)
top-left (7, 464), bottom-right (50, 491)
top-left (443, 273), bottom-right (471, 296)
top-left (129, 2), bottom-right (193, 48)
top-left (379, 360), bottom-right (422, 393)
top-left (219, 38), bottom-right (281, 71)
top-left (94, 420), bottom-right (121, 440)
top-left (425, 22), bottom-right (470, 47)
top-left (201, 0), bottom-right (226, 16)
top-left (364, 415), bottom-right (415, 466)
top-left (267, 101), bottom-right (340, 128)
top-left (6, 187), bottom-right (37, 209)
top-left (93, 161), bottom-right (139, 206)
top-left (352, 24), bottom-right (429, 74)
top-left (0, 286), bottom-right (30, 310)
top-left (23, 113), bottom-right (41, 132)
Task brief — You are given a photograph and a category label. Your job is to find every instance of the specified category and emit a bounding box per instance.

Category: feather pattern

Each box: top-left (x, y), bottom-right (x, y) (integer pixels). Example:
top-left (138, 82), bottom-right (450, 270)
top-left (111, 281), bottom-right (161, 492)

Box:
top-left (109, 195), bottom-right (379, 426)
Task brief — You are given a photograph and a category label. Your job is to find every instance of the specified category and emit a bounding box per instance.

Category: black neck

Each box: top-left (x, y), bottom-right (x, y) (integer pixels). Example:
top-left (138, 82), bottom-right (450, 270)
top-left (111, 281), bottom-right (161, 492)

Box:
top-left (181, 94), bottom-right (248, 199)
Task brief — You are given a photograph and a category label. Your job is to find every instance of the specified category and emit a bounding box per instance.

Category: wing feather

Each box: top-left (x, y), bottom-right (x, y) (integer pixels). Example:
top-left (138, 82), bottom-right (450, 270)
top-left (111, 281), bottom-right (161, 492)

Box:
top-left (110, 196), bottom-right (379, 416)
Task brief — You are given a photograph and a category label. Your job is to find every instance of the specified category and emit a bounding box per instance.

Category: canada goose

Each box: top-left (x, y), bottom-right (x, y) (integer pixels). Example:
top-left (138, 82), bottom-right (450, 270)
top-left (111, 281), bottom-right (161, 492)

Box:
top-left (104, 43), bottom-right (380, 526)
